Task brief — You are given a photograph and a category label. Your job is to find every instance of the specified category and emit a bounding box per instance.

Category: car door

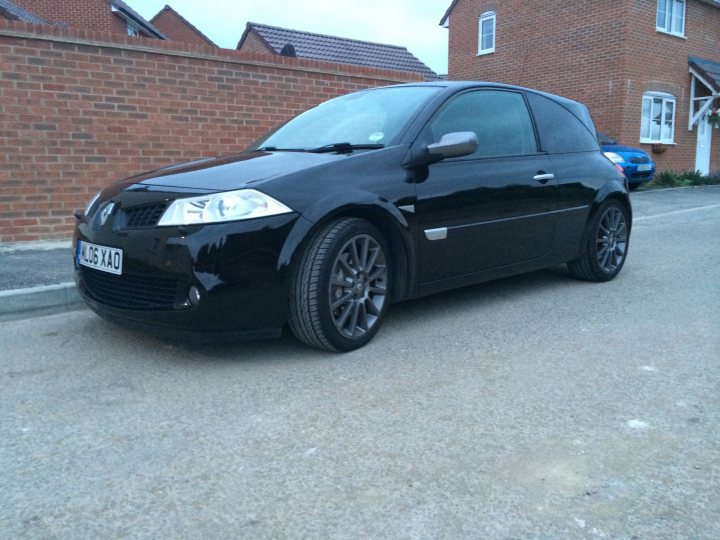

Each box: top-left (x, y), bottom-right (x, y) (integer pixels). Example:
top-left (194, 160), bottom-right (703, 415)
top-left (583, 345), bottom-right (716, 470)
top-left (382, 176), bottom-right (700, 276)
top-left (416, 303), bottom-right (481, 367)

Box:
top-left (413, 89), bottom-right (558, 284)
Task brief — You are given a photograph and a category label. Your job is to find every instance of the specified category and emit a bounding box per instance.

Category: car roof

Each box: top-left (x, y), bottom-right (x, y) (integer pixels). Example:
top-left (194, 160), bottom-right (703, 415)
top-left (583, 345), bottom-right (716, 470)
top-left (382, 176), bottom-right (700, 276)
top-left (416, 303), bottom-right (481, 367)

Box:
top-left (382, 81), bottom-right (596, 135)
top-left (385, 80), bottom-right (577, 103)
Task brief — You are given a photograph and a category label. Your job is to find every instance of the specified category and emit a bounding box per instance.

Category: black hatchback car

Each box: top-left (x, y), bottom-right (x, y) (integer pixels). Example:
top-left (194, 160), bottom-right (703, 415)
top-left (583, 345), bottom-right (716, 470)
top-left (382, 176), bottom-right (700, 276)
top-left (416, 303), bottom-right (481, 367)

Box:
top-left (75, 82), bottom-right (631, 351)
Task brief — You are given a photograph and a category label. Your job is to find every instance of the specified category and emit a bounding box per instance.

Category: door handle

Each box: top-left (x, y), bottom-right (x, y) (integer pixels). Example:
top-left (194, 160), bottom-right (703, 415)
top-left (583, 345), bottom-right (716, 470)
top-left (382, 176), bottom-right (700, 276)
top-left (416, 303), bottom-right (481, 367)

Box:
top-left (533, 173), bottom-right (555, 184)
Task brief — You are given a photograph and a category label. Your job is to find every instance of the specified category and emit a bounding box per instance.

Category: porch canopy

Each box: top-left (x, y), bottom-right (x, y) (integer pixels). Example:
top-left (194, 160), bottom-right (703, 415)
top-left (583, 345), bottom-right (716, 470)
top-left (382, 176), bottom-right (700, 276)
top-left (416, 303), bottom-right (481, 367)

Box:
top-left (689, 56), bottom-right (720, 129)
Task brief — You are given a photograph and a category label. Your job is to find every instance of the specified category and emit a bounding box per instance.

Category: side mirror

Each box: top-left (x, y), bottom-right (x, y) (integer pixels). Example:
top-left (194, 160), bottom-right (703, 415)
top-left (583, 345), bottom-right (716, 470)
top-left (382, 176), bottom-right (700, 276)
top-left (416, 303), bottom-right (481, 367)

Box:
top-left (427, 131), bottom-right (478, 161)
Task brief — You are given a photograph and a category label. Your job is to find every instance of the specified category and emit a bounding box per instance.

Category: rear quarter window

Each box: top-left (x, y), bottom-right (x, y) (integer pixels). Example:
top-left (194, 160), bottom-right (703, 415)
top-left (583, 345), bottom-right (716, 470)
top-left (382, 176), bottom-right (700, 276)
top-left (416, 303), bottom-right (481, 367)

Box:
top-left (527, 93), bottom-right (599, 154)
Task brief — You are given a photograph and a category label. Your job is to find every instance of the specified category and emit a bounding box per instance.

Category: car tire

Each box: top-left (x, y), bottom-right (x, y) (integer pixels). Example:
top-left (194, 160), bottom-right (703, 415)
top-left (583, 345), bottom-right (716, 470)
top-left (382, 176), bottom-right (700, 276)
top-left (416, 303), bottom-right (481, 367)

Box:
top-left (567, 199), bottom-right (630, 282)
top-left (289, 218), bottom-right (391, 351)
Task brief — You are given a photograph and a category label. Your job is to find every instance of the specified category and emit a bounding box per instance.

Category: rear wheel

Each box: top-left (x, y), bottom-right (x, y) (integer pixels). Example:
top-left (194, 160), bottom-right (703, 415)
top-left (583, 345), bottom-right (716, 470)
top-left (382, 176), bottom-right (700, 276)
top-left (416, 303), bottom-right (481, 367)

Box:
top-left (568, 199), bottom-right (630, 282)
top-left (289, 218), bottom-right (390, 351)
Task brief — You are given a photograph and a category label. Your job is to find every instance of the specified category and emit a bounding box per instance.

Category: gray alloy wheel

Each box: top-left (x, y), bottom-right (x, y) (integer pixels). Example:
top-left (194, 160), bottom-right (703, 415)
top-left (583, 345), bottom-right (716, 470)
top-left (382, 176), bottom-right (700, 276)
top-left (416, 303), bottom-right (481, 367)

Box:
top-left (595, 204), bottom-right (628, 274)
top-left (568, 199), bottom-right (630, 282)
top-left (289, 218), bottom-right (390, 351)
top-left (328, 233), bottom-right (388, 339)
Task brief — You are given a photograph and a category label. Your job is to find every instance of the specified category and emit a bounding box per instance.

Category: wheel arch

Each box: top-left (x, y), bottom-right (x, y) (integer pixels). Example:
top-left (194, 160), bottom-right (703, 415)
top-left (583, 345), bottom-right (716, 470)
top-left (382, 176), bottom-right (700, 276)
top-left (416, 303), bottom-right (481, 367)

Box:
top-left (567, 186), bottom-right (632, 265)
top-left (278, 195), bottom-right (417, 304)
top-left (589, 186), bottom-right (632, 232)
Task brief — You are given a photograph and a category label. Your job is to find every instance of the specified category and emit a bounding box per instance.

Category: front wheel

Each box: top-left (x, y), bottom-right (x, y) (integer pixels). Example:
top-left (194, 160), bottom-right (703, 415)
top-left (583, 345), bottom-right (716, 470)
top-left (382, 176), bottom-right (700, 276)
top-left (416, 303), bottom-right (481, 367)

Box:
top-left (568, 199), bottom-right (630, 282)
top-left (289, 218), bottom-right (390, 351)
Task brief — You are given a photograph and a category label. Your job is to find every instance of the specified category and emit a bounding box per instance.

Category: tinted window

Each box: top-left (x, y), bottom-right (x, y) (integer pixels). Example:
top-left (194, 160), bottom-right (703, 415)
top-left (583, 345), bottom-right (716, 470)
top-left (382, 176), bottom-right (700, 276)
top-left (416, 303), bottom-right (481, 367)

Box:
top-left (597, 131), bottom-right (618, 145)
top-left (428, 90), bottom-right (537, 158)
top-left (526, 93), bottom-right (599, 153)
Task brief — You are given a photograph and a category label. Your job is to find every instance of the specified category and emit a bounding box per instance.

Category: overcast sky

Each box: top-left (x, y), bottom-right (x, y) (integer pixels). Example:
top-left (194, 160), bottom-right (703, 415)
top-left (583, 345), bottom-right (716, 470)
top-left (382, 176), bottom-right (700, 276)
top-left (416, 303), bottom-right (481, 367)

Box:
top-left (130, 0), bottom-right (450, 74)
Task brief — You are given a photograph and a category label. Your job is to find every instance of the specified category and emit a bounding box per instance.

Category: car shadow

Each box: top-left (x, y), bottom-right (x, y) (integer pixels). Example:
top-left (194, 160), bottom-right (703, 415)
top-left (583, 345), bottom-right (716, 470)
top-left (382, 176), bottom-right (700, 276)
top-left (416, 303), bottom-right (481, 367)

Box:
top-left (81, 265), bottom-right (577, 364)
top-left (388, 266), bottom-right (571, 322)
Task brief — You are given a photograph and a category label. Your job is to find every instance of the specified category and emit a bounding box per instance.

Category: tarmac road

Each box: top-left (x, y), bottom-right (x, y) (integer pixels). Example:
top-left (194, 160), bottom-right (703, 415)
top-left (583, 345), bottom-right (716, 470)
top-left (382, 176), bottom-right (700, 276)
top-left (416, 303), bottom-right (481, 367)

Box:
top-left (1, 187), bottom-right (719, 538)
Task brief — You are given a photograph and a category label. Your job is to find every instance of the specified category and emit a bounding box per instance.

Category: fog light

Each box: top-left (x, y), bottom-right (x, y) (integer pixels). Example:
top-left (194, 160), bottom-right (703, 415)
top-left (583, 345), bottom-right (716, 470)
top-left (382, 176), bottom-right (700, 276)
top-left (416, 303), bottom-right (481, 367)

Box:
top-left (188, 285), bottom-right (201, 306)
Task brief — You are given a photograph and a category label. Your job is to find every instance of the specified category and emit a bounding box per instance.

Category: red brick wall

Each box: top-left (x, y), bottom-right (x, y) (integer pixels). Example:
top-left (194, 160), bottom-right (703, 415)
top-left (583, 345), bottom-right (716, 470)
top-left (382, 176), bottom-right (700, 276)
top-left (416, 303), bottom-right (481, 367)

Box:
top-left (12, 0), bottom-right (126, 35)
top-left (150, 9), bottom-right (215, 47)
top-left (0, 20), bottom-right (422, 242)
top-left (448, 0), bottom-right (627, 131)
top-left (447, 0), bottom-right (719, 174)
top-left (617, 0), bottom-right (720, 173)
top-left (238, 30), bottom-right (274, 55)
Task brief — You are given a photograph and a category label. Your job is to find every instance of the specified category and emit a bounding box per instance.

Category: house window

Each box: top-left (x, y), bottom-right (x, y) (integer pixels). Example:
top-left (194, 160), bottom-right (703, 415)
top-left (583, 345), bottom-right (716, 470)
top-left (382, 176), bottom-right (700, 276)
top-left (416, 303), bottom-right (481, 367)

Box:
top-left (656, 0), bottom-right (685, 37)
top-left (127, 23), bottom-right (140, 37)
top-left (640, 92), bottom-right (676, 144)
top-left (477, 12), bottom-right (495, 55)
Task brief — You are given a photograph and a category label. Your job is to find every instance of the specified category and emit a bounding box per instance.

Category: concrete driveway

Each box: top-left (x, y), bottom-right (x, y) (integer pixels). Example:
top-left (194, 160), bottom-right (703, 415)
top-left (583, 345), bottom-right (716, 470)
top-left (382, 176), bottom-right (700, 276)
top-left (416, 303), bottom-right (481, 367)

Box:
top-left (1, 186), bottom-right (719, 538)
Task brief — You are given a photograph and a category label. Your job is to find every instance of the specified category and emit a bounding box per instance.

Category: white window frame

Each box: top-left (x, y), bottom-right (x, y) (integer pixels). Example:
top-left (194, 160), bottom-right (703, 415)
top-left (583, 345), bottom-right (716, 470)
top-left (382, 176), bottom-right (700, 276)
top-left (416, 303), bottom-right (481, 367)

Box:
top-left (656, 0), bottom-right (685, 37)
top-left (640, 92), bottom-right (676, 144)
top-left (477, 11), bottom-right (496, 55)
top-left (127, 22), bottom-right (140, 37)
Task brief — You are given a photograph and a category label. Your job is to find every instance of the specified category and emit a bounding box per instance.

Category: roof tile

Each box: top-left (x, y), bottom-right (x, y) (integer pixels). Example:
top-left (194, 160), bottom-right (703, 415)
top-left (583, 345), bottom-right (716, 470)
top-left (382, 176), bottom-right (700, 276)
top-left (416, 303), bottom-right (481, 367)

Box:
top-left (241, 22), bottom-right (441, 81)
top-left (689, 56), bottom-right (720, 93)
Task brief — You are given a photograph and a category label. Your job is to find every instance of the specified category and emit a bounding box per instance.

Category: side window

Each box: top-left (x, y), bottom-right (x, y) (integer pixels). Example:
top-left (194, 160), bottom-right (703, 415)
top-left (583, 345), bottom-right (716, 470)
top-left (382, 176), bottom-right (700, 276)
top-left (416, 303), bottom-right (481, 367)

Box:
top-left (428, 91), bottom-right (537, 158)
top-left (478, 11), bottom-right (496, 55)
top-left (525, 93), bottom-right (600, 153)
top-left (656, 0), bottom-right (685, 37)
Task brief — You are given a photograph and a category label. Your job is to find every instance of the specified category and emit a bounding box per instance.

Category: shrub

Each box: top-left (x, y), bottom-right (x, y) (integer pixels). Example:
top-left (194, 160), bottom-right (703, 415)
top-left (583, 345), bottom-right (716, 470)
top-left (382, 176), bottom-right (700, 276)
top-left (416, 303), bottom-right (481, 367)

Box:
top-left (649, 170), bottom-right (720, 188)
top-left (653, 171), bottom-right (681, 187)
top-left (684, 171), bottom-right (707, 186)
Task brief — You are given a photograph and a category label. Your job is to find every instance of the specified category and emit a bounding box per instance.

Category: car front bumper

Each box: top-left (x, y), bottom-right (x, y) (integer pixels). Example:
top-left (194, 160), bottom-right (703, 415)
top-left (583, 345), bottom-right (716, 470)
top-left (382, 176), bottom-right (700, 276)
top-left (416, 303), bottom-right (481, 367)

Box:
top-left (622, 163), bottom-right (656, 184)
top-left (74, 213), bottom-right (304, 340)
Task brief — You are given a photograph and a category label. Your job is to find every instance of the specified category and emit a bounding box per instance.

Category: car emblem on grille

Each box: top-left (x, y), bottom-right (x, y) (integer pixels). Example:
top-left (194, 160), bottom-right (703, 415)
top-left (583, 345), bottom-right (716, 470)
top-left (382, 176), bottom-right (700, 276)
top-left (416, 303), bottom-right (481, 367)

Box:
top-left (100, 202), bottom-right (116, 225)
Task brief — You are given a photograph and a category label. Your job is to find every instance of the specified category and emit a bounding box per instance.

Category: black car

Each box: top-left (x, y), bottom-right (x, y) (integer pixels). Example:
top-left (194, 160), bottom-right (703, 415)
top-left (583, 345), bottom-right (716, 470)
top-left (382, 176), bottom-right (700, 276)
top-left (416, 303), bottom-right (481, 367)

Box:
top-left (75, 82), bottom-right (631, 351)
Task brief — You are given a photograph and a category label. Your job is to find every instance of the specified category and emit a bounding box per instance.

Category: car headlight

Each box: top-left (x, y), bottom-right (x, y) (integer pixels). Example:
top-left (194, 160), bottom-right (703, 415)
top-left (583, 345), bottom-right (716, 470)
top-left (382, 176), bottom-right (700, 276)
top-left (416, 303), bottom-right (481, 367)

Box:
top-left (603, 152), bottom-right (625, 164)
top-left (158, 189), bottom-right (293, 226)
top-left (84, 191), bottom-right (102, 217)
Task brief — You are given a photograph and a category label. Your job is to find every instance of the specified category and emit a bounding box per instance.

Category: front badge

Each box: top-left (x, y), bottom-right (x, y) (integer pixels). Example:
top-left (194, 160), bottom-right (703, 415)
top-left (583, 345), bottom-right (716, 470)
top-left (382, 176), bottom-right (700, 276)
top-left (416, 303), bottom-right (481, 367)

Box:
top-left (100, 202), bottom-right (115, 226)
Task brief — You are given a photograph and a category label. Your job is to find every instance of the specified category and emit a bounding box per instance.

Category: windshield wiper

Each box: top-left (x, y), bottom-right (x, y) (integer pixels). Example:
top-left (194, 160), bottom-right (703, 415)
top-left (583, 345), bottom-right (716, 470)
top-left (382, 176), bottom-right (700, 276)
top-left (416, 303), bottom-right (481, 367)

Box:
top-left (256, 146), bottom-right (306, 152)
top-left (309, 142), bottom-right (385, 154)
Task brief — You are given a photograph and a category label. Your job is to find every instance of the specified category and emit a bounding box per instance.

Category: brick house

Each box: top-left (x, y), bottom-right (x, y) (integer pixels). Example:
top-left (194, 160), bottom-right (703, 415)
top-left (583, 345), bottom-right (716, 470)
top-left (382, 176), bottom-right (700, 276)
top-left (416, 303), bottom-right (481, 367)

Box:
top-left (7, 0), bottom-right (165, 38)
top-left (237, 22), bottom-right (442, 81)
top-left (440, 0), bottom-right (720, 175)
top-left (150, 4), bottom-right (217, 47)
top-left (0, 0), bottom-right (47, 24)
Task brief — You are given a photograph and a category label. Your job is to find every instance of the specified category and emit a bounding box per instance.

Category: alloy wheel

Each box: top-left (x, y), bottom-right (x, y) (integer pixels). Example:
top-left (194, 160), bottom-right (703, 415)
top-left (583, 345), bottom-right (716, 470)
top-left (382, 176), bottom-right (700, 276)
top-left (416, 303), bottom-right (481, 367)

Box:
top-left (596, 206), bottom-right (628, 273)
top-left (328, 234), bottom-right (388, 339)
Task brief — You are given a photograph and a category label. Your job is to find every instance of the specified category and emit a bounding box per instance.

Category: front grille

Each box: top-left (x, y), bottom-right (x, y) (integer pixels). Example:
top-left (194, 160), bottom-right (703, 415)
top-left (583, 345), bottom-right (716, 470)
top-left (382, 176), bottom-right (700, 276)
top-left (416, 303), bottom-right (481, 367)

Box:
top-left (81, 267), bottom-right (183, 309)
top-left (631, 170), bottom-right (653, 179)
top-left (123, 204), bottom-right (167, 228)
top-left (630, 156), bottom-right (650, 164)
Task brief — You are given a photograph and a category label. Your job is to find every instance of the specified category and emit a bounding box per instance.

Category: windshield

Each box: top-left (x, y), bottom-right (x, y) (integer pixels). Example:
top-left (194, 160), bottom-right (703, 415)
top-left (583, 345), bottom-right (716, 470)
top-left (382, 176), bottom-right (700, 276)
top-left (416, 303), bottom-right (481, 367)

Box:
top-left (597, 131), bottom-right (618, 145)
top-left (255, 86), bottom-right (441, 151)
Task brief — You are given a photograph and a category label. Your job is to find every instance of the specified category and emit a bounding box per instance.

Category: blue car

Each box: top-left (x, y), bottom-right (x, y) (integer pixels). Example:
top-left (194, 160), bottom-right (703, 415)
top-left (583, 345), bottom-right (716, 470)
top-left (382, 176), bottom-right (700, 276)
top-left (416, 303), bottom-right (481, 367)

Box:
top-left (599, 132), bottom-right (655, 190)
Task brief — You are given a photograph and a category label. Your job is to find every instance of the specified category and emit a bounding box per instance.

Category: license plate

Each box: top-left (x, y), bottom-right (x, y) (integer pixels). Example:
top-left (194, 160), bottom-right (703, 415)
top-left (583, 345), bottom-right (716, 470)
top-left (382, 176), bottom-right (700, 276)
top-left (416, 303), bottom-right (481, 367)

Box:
top-left (77, 241), bottom-right (123, 275)
top-left (637, 164), bottom-right (652, 171)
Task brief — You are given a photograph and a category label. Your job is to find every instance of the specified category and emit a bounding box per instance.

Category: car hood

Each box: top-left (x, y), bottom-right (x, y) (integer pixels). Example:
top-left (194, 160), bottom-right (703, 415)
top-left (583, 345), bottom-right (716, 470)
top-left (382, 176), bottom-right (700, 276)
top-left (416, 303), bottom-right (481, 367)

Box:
top-left (123, 150), bottom-right (355, 192)
top-left (602, 144), bottom-right (650, 157)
